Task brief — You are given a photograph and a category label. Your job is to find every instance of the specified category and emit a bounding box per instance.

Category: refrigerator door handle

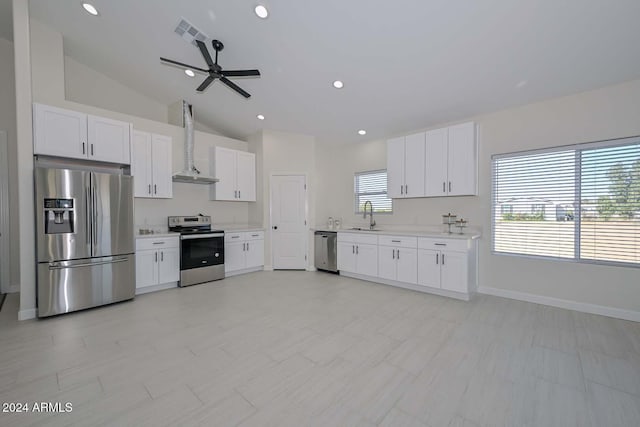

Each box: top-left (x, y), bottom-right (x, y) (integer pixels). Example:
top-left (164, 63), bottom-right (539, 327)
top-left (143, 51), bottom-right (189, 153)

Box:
top-left (86, 186), bottom-right (91, 245)
top-left (48, 257), bottom-right (129, 270)
top-left (92, 183), bottom-right (98, 249)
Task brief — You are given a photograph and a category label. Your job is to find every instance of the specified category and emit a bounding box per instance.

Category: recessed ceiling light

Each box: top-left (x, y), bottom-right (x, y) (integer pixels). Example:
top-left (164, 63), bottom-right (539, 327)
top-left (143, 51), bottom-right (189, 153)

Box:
top-left (358, 130), bottom-right (367, 135)
top-left (516, 80), bottom-right (528, 89)
top-left (257, 114), bottom-right (265, 120)
top-left (184, 69), bottom-right (195, 77)
top-left (254, 5), bottom-right (269, 19)
top-left (333, 80), bottom-right (344, 89)
top-left (82, 3), bottom-right (99, 16)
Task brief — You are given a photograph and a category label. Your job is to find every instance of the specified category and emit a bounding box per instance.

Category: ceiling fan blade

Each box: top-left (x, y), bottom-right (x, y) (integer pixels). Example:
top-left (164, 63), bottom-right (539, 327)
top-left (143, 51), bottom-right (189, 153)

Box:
top-left (220, 76), bottom-right (251, 98)
top-left (195, 40), bottom-right (215, 68)
top-left (160, 57), bottom-right (208, 73)
top-left (196, 75), bottom-right (216, 92)
top-left (221, 69), bottom-right (261, 77)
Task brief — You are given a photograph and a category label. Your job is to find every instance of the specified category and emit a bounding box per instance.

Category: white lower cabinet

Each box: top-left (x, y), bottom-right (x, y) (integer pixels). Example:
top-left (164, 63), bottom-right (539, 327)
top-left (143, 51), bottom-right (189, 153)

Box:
top-left (225, 231), bottom-right (264, 275)
top-left (338, 231), bottom-right (478, 300)
top-left (337, 233), bottom-right (378, 277)
top-left (135, 236), bottom-right (180, 294)
top-left (377, 235), bottom-right (418, 284)
top-left (417, 237), bottom-right (476, 295)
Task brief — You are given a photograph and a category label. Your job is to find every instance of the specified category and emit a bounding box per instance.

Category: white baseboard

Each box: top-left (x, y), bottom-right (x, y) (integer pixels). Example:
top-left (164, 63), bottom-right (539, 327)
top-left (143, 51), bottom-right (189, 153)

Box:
top-left (263, 265), bottom-right (273, 271)
top-left (135, 282), bottom-right (177, 295)
top-left (18, 308), bottom-right (37, 321)
top-left (478, 286), bottom-right (640, 322)
top-left (226, 266), bottom-right (264, 277)
top-left (8, 284), bottom-right (20, 293)
top-left (306, 266), bottom-right (317, 272)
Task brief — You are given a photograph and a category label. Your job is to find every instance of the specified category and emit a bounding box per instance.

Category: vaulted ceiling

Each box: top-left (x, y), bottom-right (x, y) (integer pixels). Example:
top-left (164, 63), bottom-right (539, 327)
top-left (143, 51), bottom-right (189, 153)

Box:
top-left (16, 0), bottom-right (640, 143)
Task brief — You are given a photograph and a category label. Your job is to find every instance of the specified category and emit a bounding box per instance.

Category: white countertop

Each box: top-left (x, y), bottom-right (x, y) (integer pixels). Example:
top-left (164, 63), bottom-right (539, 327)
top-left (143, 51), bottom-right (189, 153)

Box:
top-left (135, 231), bottom-right (180, 239)
top-left (312, 226), bottom-right (481, 240)
top-left (215, 224), bottom-right (265, 232)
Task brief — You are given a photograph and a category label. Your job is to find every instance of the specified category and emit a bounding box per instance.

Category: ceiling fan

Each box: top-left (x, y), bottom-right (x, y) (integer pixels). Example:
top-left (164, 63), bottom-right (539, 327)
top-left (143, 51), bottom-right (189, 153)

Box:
top-left (161, 39), bottom-right (260, 98)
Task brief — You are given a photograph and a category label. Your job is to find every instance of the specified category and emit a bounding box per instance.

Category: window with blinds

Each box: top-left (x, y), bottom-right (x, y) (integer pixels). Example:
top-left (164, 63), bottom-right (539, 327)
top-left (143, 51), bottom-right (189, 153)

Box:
top-left (492, 136), bottom-right (640, 267)
top-left (355, 170), bottom-right (393, 214)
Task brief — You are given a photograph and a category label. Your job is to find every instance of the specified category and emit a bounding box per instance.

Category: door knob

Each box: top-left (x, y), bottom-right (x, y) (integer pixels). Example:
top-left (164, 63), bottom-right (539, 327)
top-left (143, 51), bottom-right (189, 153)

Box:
top-left (273, 226), bottom-right (278, 230)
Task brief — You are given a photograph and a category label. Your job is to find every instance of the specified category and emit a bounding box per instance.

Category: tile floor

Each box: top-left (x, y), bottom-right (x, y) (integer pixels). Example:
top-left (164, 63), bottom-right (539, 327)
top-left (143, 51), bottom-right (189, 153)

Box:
top-left (0, 271), bottom-right (639, 426)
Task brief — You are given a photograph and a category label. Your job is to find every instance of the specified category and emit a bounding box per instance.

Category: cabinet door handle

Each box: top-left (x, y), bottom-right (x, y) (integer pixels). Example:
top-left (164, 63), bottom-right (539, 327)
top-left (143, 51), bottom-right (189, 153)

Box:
top-left (155, 252), bottom-right (158, 263)
top-left (154, 184), bottom-right (157, 194)
top-left (148, 184), bottom-right (151, 195)
top-left (238, 190), bottom-right (241, 199)
top-left (442, 254), bottom-right (445, 265)
top-left (443, 182), bottom-right (446, 193)
top-left (90, 144), bottom-right (94, 156)
top-left (392, 249), bottom-right (395, 259)
top-left (247, 242), bottom-right (249, 251)
top-left (436, 253), bottom-right (439, 264)
top-left (405, 184), bottom-right (408, 194)
top-left (82, 142), bottom-right (86, 154)
top-left (161, 251), bottom-right (164, 262)
top-left (397, 249), bottom-right (400, 260)
top-left (243, 242), bottom-right (246, 251)
top-left (352, 245), bottom-right (355, 254)
top-left (152, 242), bottom-right (165, 245)
top-left (449, 182), bottom-right (452, 192)
top-left (356, 245), bottom-right (359, 255)
top-left (434, 243), bottom-right (447, 246)
top-left (391, 240), bottom-right (401, 243)
top-left (400, 185), bottom-right (403, 195)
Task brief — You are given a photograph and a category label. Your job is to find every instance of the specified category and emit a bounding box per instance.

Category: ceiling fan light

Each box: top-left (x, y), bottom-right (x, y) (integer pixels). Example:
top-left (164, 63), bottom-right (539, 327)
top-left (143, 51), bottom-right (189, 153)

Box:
top-left (255, 5), bottom-right (269, 19)
top-left (257, 114), bottom-right (265, 120)
top-left (333, 80), bottom-right (344, 89)
top-left (184, 69), bottom-right (195, 77)
top-left (82, 3), bottom-right (99, 16)
top-left (358, 129), bottom-right (367, 135)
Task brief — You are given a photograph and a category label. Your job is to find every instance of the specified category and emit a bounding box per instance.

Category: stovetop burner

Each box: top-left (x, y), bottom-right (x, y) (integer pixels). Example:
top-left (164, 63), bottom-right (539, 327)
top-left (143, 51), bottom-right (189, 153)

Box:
top-left (168, 215), bottom-right (222, 234)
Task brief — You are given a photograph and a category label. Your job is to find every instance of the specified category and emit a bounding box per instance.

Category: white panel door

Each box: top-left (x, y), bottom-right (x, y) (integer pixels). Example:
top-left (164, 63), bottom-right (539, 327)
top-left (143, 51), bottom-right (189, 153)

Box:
top-left (0, 131), bottom-right (9, 293)
top-left (377, 246), bottom-right (396, 281)
top-left (211, 146), bottom-right (237, 200)
top-left (158, 246), bottom-right (180, 283)
top-left (245, 239), bottom-right (264, 269)
top-left (236, 151), bottom-right (256, 201)
top-left (418, 249), bottom-right (441, 288)
top-left (225, 241), bottom-right (246, 273)
top-left (87, 115), bottom-right (131, 164)
top-left (33, 103), bottom-right (87, 159)
top-left (447, 122), bottom-right (477, 196)
top-left (404, 132), bottom-right (426, 198)
top-left (271, 175), bottom-right (307, 269)
top-left (131, 131), bottom-right (153, 198)
top-left (136, 250), bottom-right (158, 289)
top-left (425, 127), bottom-right (449, 197)
top-left (396, 248), bottom-right (418, 284)
top-left (386, 137), bottom-right (405, 198)
top-left (151, 134), bottom-right (173, 199)
top-left (356, 243), bottom-right (378, 277)
top-left (440, 251), bottom-right (468, 293)
top-left (337, 242), bottom-right (356, 273)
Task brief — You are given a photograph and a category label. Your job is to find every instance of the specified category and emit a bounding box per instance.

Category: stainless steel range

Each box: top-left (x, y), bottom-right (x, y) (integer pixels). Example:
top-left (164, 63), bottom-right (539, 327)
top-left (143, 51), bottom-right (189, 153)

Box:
top-left (168, 215), bottom-right (225, 287)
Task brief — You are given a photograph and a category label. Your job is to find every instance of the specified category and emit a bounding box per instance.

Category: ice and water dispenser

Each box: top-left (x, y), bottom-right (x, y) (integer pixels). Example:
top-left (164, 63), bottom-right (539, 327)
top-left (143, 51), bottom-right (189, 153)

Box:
top-left (43, 198), bottom-right (75, 234)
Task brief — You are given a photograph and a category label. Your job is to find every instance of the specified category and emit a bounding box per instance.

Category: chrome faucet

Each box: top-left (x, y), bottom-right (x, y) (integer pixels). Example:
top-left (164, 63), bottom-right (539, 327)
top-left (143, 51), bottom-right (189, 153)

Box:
top-left (363, 200), bottom-right (376, 230)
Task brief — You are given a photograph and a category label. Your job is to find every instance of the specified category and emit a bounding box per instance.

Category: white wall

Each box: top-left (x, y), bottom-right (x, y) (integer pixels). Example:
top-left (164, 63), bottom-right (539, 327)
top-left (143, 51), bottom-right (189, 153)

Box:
top-left (253, 130), bottom-right (316, 269)
top-left (64, 56), bottom-right (169, 124)
top-left (0, 37), bottom-right (19, 292)
top-left (316, 78), bottom-right (640, 316)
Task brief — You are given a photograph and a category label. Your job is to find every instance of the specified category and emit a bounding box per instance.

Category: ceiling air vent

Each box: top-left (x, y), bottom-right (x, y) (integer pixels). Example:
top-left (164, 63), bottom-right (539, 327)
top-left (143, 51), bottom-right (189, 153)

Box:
top-left (174, 18), bottom-right (208, 47)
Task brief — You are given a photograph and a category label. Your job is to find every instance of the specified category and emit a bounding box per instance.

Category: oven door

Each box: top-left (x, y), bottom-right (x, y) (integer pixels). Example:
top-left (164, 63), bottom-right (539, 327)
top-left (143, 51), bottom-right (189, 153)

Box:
top-left (180, 233), bottom-right (225, 270)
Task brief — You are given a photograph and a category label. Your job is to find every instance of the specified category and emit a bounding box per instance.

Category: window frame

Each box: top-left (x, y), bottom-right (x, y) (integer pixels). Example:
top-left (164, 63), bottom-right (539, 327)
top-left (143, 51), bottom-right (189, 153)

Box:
top-left (491, 135), bottom-right (640, 269)
top-left (354, 169), bottom-right (393, 215)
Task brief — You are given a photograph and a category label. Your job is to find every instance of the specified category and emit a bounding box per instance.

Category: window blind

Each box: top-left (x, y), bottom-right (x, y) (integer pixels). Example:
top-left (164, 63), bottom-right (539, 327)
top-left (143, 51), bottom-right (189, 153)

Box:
top-left (355, 170), bottom-right (393, 214)
top-left (492, 136), bottom-right (640, 267)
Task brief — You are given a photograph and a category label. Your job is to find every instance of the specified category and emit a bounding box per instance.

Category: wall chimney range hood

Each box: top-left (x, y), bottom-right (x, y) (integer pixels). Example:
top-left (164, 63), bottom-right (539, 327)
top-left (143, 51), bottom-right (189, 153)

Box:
top-left (172, 101), bottom-right (219, 184)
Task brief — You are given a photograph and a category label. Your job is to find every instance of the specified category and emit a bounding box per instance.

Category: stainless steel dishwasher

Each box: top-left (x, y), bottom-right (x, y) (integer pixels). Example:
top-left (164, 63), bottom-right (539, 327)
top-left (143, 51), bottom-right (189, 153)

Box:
top-left (314, 231), bottom-right (338, 272)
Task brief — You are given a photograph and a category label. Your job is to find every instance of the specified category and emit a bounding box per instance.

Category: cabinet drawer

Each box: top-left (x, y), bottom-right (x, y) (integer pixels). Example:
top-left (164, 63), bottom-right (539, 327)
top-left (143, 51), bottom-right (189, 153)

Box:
top-left (337, 232), bottom-right (358, 243)
top-left (136, 236), bottom-right (179, 251)
top-left (418, 237), bottom-right (469, 252)
top-left (337, 232), bottom-right (378, 245)
top-left (245, 231), bottom-right (264, 241)
top-left (378, 235), bottom-right (417, 248)
top-left (225, 232), bottom-right (245, 243)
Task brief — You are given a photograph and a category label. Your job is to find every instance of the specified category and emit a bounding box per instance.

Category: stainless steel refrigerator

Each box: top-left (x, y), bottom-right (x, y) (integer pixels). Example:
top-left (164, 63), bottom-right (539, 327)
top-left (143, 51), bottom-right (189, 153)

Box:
top-left (35, 167), bottom-right (135, 317)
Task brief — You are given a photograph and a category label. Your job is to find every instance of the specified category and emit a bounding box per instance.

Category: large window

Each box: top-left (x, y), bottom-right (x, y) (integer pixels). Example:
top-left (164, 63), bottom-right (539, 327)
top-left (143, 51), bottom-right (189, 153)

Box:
top-left (492, 136), bottom-right (640, 267)
top-left (355, 170), bottom-right (393, 214)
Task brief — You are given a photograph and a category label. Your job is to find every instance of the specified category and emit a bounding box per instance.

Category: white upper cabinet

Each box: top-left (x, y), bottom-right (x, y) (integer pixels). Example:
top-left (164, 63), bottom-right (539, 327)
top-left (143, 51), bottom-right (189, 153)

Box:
top-left (425, 122), bottom-right (477, 197)
top-left (87, 115), bottom-right (131, 164)
top-left (33, 103), bottom-right (87, 160)
top-left (447, 122), bottom-right (477, 196)
top-left (131, 131), bottom-right (173, 199)
top-left (33, 103), bottom-right (131, 165)
top-left (388, 121), bottom-right (477, 199)
top-left (210, 146), bottom-right (256, 202)
top-left (386, 133), bottom-right (426, 198)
